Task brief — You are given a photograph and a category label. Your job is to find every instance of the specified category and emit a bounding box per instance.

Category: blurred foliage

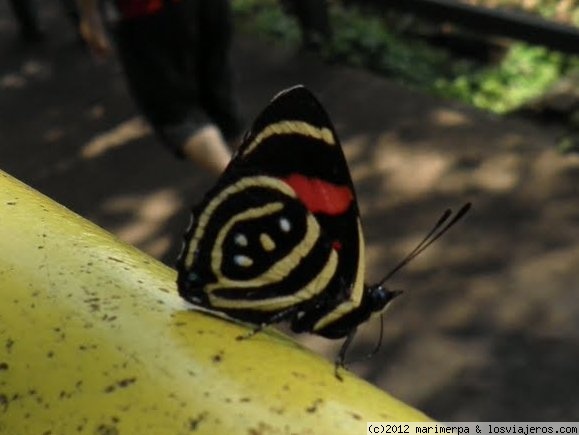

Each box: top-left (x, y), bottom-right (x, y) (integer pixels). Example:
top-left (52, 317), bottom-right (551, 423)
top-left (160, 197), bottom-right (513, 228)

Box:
top-left (557, 135), bottom-right (579, 154)
top-left (325, 7), bottom-right (453, 88)
top-left (234, 0), bottom-right (301, 46)
top-left (463, 0), bottom-right (579, 26)
top-left (233, 0), bottom-right (579, 114)
top-left (435, 44), bottom-right (573, 113)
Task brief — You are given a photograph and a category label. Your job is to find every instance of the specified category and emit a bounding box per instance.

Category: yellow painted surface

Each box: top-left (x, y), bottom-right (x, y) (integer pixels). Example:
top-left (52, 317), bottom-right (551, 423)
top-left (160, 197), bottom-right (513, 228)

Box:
top-left (0, 170), bottom-right (431, 434)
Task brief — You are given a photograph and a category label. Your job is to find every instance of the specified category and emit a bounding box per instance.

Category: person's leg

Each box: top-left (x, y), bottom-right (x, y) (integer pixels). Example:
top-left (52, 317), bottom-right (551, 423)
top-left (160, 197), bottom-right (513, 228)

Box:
top-left (58, 0), bottom-right (80, 28)
top-left (196, 0), bottom-right (243, 145)
top-left (288, 0), bottom-right (331, 51)
top-left (8, 0), bottom-right (42, 42)
top-left (155, 0), bottom-right (233, 172)
top-left (181, 124), bottom-right (231, 174)
top-left (114, 10), bottom-right (231, 174)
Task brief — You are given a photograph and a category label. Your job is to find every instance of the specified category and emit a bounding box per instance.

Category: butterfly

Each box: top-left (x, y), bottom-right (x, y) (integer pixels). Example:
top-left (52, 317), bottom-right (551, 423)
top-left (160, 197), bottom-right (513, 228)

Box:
top-left (176, 85), bottom-right (470, 378)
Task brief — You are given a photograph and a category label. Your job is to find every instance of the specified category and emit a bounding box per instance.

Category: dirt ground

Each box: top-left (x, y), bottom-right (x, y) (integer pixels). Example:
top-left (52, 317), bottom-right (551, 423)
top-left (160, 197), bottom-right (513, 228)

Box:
top-left (1, 3), bottom-right (578, 422)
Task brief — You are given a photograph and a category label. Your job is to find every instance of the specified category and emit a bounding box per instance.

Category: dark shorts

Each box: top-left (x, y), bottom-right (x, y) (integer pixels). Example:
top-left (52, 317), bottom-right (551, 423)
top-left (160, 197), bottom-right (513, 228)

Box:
top-left (113, 0), bottom-right (242, 157)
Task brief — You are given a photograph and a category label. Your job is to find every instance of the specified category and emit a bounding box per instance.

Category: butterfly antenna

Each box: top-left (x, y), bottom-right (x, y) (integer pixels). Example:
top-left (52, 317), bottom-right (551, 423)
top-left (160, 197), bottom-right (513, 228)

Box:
top-left (375, 202), bottom-right (471, 287)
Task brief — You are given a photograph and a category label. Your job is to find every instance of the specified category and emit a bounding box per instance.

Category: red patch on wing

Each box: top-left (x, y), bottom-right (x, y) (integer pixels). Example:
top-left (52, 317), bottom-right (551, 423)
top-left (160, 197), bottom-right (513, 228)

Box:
top-left (283, 173), bottom-right (354, 215)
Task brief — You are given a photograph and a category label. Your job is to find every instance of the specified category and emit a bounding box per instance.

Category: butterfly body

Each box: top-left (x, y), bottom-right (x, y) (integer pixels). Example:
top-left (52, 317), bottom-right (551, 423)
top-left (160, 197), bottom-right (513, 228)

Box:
top-left (177, 86), bottom-right (400, 346)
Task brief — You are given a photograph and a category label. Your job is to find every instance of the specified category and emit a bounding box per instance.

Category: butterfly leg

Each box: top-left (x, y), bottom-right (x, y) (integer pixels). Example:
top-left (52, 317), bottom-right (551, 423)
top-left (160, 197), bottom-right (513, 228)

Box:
top-left (235, 323), bottom-right (267, 341)
top-left (236, 307), bottom-right (298, 341)
top-left (334, 327), bottom-right (358, 381)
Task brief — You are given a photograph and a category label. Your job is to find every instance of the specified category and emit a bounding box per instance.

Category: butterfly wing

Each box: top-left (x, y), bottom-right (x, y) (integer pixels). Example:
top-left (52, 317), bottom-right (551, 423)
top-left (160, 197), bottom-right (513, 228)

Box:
top-left (177, 86), bottom-right (366, 329)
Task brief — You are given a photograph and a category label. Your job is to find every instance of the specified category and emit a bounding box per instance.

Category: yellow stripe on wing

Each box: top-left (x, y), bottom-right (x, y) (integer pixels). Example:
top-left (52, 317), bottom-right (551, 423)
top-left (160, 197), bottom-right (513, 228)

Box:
top-left (208, 248), bottom-right (338, 311)
top-left (312, 219), bottom-right (366, 331)
top-left (207, 212), bottom-right (321, 292)
top-left (242, 121), bottom-right (335, 158)
top-left (209, 201), bottom-right (284, 282)
top-left (183, 176), bottom-right (297, 270)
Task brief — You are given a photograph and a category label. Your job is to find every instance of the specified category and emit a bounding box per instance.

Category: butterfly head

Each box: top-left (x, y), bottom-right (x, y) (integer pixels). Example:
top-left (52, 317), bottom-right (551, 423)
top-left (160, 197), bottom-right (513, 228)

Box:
top-left (366, 284), bottom-right (403, 314)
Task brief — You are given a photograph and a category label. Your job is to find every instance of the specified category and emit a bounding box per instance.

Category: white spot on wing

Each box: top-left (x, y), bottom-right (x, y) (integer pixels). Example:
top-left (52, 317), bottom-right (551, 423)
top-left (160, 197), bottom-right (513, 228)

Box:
top-left (234, 255), bottom-right (253, 267)
top-left (279, 217), bottom-right (291, 232)
top-left (234, 233), bottom-right (248, 247)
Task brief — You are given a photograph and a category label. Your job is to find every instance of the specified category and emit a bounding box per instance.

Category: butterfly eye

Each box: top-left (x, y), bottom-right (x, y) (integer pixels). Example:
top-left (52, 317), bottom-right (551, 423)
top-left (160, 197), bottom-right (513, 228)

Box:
top-left (367, 286), bottom-right (404, 313)
top-left (369, 286), bottom-right (389, 311)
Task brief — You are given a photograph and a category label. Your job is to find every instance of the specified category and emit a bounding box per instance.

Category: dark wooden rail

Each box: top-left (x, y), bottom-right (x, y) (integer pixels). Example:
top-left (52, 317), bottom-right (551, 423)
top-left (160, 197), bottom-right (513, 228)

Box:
top-left (344, 0), bottom-right (579, 55)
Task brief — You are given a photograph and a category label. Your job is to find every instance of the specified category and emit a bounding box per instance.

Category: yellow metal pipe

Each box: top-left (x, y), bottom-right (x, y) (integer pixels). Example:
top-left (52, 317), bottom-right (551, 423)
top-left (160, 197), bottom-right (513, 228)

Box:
top-left (0, 170), bottom-right (430, 434)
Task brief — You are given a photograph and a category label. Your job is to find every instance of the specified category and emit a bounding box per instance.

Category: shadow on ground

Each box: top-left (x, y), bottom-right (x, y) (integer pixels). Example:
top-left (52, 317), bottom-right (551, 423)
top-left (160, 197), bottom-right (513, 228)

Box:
top-left (1, 3), bottom-right (578, 421)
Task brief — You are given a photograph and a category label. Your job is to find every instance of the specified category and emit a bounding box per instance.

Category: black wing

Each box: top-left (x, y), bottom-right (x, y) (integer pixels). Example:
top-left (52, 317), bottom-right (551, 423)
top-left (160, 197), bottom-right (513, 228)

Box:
top-left (177, 86), bottom-right (366, 329)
